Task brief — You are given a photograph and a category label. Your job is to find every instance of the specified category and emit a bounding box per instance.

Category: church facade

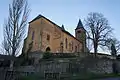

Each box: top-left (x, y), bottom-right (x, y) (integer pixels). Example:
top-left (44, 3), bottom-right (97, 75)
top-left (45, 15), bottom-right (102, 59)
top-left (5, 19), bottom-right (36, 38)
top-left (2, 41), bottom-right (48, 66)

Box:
top-left (23, 15), bottom-right (87, 53)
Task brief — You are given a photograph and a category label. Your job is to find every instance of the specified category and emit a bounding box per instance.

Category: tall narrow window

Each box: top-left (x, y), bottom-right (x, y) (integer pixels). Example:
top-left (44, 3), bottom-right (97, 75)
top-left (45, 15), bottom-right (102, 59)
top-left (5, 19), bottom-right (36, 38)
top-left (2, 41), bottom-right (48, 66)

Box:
top-left (32, 31), bottom-right (35, 40)
top-left (60, 42), bottom-right (63, 53)
top-left (69, 43), bottom-right (71, 51)
top-left (71, 41), bottom-right (73, 50)
top-left (75, 46), bottom-right (77, 52)
top-left (78, 44), bottom-right (79, 52)
top-left (65, 38), bottom-right (67, 49)
top-left (47, 34), bottom-right (50, 41)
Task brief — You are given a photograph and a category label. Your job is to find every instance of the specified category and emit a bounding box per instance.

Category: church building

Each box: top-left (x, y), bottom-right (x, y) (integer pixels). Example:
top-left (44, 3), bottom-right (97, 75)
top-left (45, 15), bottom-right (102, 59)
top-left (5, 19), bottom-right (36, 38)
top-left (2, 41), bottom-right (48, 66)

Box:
top-left (22, 15), bottom-right (87, 54)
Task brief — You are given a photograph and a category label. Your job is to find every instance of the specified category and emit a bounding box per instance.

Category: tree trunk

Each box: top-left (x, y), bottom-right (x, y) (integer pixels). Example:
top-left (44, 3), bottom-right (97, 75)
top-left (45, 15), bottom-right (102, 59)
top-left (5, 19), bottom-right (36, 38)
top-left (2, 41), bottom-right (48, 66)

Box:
top-left (94, 41), bottom-right (98, 57)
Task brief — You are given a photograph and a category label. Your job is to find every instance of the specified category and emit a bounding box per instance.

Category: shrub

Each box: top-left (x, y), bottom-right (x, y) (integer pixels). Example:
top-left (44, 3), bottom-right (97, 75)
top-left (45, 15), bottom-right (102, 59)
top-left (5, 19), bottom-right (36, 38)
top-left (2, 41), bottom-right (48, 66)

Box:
top-left (43, 52), bottom-right (52, 59)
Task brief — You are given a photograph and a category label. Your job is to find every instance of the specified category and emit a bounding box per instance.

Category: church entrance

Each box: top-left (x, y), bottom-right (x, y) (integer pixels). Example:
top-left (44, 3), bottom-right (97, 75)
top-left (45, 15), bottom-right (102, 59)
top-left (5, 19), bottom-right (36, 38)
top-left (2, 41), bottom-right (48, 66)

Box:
top-left (46, 47), bottom-right (51, 52)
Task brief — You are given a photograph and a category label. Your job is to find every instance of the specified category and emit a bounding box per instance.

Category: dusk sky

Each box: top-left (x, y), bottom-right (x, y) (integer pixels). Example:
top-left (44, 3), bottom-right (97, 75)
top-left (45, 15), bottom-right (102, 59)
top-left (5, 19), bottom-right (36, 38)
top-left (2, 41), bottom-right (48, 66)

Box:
top-left (0, 0), bottom-right (120, 53)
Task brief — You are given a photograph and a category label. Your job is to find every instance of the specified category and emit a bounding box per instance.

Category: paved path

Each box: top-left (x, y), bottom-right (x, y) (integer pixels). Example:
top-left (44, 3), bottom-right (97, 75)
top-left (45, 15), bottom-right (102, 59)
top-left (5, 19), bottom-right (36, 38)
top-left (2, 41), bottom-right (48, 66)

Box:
top-left (98, 78), bottom-right (120, 80)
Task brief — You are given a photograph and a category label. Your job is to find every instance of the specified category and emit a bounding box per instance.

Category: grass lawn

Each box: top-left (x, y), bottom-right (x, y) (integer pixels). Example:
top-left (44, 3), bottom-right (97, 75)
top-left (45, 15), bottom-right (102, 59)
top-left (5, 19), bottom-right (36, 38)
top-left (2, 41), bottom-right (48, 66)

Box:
top-left (70, 73), bottom-right (120, 80)
top-left (19, 73), bottom-right (120, 80)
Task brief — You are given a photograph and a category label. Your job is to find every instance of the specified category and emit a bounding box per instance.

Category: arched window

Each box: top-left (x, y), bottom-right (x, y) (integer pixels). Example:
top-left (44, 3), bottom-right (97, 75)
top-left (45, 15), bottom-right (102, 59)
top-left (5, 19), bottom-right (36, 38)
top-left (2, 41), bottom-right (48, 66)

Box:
top-left (65, 38), bottom-right (67, 49)
top-left (32, 31), bottom-right (35, 40)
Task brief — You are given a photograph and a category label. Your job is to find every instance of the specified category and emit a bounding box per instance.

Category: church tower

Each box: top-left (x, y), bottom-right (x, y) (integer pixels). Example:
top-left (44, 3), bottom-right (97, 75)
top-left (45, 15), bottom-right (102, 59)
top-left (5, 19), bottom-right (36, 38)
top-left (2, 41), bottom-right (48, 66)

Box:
top-left (75, 19), bottom-right (86, 52)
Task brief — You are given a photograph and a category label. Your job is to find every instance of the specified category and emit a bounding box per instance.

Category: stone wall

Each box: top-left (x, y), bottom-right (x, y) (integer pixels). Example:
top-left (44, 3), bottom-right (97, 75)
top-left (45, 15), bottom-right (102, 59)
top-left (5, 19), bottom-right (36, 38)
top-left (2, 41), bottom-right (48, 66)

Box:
top-left (18, 52), bottom-right (117, 75)
top-left (0, 54), bottom-right (119, 80)
top-left (14, 56), bottom-right (114, 74)
top-left (37, 56), bottom-right (114, 74)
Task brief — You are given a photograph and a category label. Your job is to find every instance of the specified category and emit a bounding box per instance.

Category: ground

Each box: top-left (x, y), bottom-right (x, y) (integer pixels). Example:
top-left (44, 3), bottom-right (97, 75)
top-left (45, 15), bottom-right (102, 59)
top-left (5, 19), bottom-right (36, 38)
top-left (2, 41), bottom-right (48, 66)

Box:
top-left (19, 73), bottom-right (120, 80)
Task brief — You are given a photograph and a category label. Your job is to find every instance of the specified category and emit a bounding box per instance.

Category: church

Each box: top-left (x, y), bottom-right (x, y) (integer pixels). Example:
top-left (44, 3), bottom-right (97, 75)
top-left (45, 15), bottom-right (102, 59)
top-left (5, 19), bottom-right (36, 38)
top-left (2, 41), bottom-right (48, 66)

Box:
top-left (22, 15), bottom-right (87, 54)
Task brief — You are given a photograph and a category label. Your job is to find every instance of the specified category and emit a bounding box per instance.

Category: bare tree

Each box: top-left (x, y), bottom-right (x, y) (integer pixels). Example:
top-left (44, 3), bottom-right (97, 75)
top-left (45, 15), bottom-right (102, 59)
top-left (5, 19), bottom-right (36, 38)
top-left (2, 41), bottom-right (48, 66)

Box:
top-left (2, 0), bottom-right (30, 68)
top-left (86, 31), bottom-right (93, 52)
top-left (85, 12), bottom-right (113, 55)
top-left (105, 38), bottom-right (120, 55)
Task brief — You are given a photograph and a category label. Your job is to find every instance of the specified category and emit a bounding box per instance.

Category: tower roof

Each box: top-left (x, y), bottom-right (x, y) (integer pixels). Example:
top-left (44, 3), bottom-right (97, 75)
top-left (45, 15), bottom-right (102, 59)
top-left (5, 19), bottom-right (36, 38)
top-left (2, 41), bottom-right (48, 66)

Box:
top-left (75, 19), bottom-right (84, 30)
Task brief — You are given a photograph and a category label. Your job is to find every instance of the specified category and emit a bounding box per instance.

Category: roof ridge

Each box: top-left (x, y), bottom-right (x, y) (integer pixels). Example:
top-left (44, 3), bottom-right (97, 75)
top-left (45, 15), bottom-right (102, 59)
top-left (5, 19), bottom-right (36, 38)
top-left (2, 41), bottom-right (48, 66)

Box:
top-left (29, 14), bottom-right (43, 23)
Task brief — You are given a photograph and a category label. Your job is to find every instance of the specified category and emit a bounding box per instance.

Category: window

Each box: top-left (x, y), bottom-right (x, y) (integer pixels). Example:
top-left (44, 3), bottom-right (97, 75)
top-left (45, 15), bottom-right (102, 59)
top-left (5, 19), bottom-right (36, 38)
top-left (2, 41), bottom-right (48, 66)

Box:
top-left (69, 43), bottom-right (72, 51)
top-left (65, 38), bottom-right (68, 49)
top-left (60, 42), bottom-right (63, 53)
top-left (75, 46), bottom-right (77, 52)
top-left (32, 31), bottom-right (35, 40)
top-left (47, 34), bottom-right (50, 41)
top-left (78, 44), bottom-right (79, 52)
top-left (77, 30), bottom-right (81, 33)
top-left (71, 41), bottom-right (73, 50)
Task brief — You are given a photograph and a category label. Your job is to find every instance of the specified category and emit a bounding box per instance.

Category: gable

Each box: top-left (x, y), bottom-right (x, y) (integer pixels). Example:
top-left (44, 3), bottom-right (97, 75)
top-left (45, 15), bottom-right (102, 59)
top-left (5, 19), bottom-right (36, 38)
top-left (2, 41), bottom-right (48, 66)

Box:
top-left (29, 14), bottom-right (82, 43)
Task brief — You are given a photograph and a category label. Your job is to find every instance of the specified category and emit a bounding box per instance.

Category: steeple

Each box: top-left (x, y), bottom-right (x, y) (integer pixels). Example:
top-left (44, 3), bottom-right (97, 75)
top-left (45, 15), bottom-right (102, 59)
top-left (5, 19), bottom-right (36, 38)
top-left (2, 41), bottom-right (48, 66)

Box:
top-left (75, 19), bottom-right (86, 52)
top-left (75, 19), bottom-right (84, 30)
